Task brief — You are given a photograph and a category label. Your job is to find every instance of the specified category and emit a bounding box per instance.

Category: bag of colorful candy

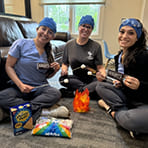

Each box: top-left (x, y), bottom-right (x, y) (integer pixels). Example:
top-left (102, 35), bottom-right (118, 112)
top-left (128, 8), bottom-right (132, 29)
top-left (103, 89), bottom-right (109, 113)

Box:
top-left (32, 117), bottom-right (73, 138)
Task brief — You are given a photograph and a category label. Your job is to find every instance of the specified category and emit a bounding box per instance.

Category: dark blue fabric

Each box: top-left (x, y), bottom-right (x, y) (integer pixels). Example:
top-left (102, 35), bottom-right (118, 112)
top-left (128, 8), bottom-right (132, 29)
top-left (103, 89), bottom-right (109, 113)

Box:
top-left (38, 17), bottom-right (57, 33)
top-left (79, 15), bottom-right (94, 29)
top-left (119, 18), bottom-right (142, 39)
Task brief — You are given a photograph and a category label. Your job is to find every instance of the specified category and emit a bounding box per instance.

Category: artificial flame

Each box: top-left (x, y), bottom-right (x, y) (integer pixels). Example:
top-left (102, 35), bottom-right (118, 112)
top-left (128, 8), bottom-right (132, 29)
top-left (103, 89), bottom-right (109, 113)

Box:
top-left (73, 88), bottom-right (90, 112)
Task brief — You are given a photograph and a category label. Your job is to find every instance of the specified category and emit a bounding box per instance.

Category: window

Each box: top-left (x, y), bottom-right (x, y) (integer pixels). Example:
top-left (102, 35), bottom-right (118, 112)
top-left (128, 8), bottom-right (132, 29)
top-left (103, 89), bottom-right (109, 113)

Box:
top-left (73, 5), bottom-right (101, 34)
top-left (0, 0), bottom-right (31, 18)
top-left (44, 5), bottom-right (70, 32)
top-left (44, 4), bottom-right (103, 36)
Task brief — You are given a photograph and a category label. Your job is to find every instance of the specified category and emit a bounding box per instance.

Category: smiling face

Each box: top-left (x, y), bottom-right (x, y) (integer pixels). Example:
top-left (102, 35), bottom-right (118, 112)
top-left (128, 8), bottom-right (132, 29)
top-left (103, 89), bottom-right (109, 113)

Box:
top-left (118, 26), bottom-right (138, 50)
top-left (36, 26), bottom-right (55, 45)
top-left (78, 24), bottom-right (93, 40)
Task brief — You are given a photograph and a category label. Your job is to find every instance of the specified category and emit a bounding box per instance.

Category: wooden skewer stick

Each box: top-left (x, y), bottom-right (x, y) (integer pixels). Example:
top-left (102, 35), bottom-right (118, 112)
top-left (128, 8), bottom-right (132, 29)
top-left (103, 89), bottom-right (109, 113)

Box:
top-left (72, 64), bottom-right (86, 72)
top-left (33, 79), bottom-right (69, 90)
top-left (86, 67), bottom-right (96, 74)
top-left (72, 64), bottom-right (97, 74)
top-left (87, 70), bottom-right (113, 83)
top-left (87, 71), bottom-right (96, 77)
top-left (34, 83), bottom-right (49, 89)
top-left (72, 64), bottom-right (113, 83)
top-left (60, 78), bottom-right (69, 83)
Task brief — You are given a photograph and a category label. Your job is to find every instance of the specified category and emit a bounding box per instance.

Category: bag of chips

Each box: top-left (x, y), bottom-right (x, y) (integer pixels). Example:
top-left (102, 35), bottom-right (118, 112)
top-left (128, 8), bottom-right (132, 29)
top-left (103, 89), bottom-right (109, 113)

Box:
top-left (10, 102), bottom-right (33, 136)
top-left (32, 117), bottom-right (73, 138)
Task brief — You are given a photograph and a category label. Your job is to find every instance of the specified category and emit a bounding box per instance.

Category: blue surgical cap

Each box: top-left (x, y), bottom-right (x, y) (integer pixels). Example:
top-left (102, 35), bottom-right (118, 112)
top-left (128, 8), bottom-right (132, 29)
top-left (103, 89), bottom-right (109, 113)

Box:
top-left (79, 15), bottom-right (94, 29)
top-left (119, 18), bottom-right (142, 39)
top-left (38, 17), bottom-right (57, 33)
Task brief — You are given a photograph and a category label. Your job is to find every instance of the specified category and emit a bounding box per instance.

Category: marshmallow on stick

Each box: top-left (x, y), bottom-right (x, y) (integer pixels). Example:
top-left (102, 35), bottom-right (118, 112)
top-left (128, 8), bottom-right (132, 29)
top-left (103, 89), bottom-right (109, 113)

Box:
top-left (80, 64), bottom-right (86, 69)
top-left (87, 71), bottom-right (92, 75)
top-left (72, 64), bottom-right (96, 74)
top-left (33, 79), bottom-right (69, 90)
top-left (60, 78), bottom-right (69, 83)
top-left (87, 71), bottom-right (96, 77)
top-left (72, 64), bottom-right (86, 71)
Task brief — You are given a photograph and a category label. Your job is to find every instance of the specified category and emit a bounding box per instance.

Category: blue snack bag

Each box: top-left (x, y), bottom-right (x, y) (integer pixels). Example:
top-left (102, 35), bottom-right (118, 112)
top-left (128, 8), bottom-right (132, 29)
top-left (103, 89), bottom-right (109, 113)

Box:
top-left (10, 102), bottom-right (33, 136)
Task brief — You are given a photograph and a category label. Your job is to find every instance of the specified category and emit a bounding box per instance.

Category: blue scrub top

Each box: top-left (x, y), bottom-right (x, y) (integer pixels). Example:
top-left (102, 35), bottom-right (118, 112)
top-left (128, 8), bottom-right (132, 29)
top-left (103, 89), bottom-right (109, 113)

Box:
top-left (8, 39), bottom-right (49, 86)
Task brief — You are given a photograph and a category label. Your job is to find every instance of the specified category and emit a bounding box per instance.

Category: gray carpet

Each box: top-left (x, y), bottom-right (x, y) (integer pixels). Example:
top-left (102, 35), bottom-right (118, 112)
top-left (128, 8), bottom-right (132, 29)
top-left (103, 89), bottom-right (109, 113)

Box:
top-left (0, 98), bottom-right (148, 148)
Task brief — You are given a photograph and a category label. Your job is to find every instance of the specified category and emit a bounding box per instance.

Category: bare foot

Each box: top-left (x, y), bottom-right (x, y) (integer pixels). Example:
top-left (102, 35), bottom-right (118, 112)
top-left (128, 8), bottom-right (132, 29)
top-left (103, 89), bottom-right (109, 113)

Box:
top-left (98, 99), bottom-right (115, 118)
top-left (98, 99), bottom-right (110, 111)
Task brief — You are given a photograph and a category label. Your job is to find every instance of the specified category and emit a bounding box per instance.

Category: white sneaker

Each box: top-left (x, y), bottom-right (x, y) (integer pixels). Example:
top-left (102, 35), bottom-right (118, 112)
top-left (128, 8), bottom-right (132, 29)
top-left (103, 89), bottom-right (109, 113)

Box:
top-left (129, 131), bottom-right (135, 139)
top-left (41, 106), bottom-right (70, 118)
top-left (129, 131), bottom-right (139, 139)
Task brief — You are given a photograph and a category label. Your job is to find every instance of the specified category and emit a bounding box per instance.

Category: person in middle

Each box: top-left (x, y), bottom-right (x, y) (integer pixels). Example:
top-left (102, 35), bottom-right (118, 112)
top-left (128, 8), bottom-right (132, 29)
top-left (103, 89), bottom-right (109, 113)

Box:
top-left (59, 15), bottom-right (105, 98)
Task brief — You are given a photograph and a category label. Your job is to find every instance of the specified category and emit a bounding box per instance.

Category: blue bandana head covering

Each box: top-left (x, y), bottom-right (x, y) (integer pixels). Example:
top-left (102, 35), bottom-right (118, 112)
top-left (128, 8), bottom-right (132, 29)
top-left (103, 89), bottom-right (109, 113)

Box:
top-left (119, 18), bottom-right (142, 39)
top-left (38, 17), bottom-right (57, 33)
top-left (79, 15), bottom-right (94, 29)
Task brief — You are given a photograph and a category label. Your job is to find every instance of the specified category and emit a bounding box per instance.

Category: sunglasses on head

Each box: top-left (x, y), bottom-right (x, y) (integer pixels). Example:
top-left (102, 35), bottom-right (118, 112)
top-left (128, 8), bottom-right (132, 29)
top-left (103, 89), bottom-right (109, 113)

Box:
top-left (121, 18), bottom-right (142, 28)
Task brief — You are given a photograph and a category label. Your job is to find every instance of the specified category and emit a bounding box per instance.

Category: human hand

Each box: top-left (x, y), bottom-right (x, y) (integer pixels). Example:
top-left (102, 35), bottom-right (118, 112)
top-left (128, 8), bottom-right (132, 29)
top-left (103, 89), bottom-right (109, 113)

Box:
top-left (96, 71), bottom-right (106, 81)
top-left (50, 62), bottom-right (60, 72)
top-left (113, 80), bottom-right (122, 88)
top-left (123, 76), bottom-right (140, 90)
top-left (61, 69), bottom-right (68, 76)
top-left (19, 83), bottom-right (35, 93)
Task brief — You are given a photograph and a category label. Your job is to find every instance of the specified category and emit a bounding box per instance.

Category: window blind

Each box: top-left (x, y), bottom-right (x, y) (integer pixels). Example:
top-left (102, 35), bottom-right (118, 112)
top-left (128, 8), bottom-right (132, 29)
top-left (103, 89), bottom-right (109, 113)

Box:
top-left (40, 0), bottom-right (105, 5)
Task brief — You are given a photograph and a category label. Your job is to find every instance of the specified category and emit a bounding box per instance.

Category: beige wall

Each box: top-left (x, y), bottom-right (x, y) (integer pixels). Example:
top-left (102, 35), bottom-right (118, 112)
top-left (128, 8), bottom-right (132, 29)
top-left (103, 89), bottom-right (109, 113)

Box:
top-left (102, 0), bottom-right (143, 54)
top-left (31, 0), bottom-right (43, 23)
top-left (141, 0), bottom-right (148, 30)
top-left (30, 0), bottom-right (148, 63)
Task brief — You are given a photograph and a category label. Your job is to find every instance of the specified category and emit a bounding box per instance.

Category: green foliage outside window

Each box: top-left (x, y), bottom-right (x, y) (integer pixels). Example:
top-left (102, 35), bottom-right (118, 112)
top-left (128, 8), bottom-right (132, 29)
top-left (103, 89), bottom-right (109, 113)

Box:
top-left (74, 5), bottom-right (99, 33)
top-left (44, 5), bottom-right (100, 33)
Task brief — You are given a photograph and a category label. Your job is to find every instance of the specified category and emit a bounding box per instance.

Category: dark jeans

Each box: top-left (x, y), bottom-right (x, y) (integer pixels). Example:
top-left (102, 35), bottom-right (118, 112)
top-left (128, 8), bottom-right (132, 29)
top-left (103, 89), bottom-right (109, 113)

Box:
top-left (0, 85), bottom-right (61, 123)
top-left (59, 75), bottom-right (100, 99)
top-left (96, 82), bottom-right (148, 133)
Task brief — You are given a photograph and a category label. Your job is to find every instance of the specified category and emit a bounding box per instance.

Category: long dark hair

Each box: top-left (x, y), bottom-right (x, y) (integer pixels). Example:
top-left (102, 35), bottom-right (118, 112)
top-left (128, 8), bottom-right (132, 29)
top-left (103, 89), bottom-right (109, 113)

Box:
top-left (44, 42), bottom-right (55, 77)
top-left (44, 42), bottom-right (54, 64)
top-left (123, 22), bottom-right (148, 67)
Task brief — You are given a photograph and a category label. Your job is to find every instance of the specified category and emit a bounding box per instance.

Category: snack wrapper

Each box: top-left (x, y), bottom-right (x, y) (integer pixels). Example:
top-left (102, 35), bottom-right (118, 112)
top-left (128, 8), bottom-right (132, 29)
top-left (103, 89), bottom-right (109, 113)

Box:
top-left (32, 117), bottom-right (73, 138)
top-left (10, 102), bottom-right (33, 136)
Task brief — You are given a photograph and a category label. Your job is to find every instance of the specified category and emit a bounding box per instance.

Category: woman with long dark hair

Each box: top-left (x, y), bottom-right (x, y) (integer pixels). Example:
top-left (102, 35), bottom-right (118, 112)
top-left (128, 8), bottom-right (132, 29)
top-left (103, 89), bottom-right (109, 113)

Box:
top-left (96, 18), bottom-right (148, 138)
top-left (0, 17), bottom-right (61, 123)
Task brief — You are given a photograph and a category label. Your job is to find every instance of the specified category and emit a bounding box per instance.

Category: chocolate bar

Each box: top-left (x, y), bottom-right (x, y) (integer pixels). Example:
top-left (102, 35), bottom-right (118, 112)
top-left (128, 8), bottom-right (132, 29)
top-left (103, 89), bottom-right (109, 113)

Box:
top-left (107, 69), bottom-right (124, 81)
top-left (37, 63), bottom-right (50, 69)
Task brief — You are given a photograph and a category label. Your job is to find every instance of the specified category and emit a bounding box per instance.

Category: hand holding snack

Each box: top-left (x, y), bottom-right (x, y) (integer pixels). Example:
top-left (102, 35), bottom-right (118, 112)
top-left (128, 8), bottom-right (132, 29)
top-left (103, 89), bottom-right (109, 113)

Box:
top-left (50, 62), bottom-right (60, 72)
top-left (123, 76), bottom-right (140, 90)
top-left (113, 80), bottom-right (122, 88)
top-left (96, 71), bottom-right (106, 81)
